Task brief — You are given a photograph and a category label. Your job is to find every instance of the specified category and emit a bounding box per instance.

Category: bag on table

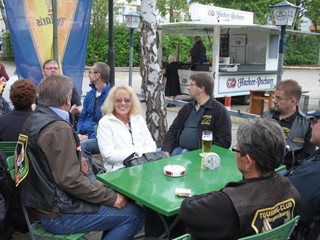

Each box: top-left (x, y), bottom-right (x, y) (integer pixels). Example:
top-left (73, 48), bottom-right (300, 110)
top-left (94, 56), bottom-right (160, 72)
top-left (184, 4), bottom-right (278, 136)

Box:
top-left (123, 151), bottom-right (167, 168)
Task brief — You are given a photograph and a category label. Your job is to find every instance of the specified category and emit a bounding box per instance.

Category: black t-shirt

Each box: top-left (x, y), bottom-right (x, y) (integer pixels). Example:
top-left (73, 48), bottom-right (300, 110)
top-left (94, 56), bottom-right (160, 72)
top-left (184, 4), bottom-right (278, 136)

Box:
top-left (71, 86), bottom-right (81, 106)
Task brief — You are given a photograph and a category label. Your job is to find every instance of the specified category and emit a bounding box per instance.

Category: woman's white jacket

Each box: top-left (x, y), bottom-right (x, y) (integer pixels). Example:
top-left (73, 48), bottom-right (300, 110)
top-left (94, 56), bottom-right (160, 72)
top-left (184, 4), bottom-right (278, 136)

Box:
top-left (97, 113), bottom-right (156, 172)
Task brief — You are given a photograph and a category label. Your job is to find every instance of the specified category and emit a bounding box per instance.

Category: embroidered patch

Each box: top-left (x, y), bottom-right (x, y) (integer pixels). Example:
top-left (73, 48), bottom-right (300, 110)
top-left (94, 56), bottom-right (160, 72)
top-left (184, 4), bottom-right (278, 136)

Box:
top-left (281, 127), bottom-right (291, 139)
top-left (201, 115), bottom-right (212, 125)
top-left (292, 137), bottom-right (305, 143)
top-left (15, 134), bottom-right (29, 187)
top-left (251, 198), bottom-right (296, 234)
top-left (81, 156), bottom-right (89, 175)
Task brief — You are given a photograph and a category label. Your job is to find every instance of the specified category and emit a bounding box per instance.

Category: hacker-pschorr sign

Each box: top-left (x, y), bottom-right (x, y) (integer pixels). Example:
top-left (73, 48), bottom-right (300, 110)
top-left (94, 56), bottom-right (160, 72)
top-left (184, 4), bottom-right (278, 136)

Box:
top-left (189, 3), bottom-right (253, 24)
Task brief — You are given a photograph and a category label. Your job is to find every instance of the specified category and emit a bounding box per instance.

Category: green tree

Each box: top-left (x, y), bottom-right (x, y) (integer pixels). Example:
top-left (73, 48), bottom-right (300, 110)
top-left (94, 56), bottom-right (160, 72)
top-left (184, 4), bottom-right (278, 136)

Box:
top-left (157, 0), bottom-right (189, 22)
top-left (91, 0), bottom-right (108, 38)
top-left (304, 0), bottom-right (320, 32)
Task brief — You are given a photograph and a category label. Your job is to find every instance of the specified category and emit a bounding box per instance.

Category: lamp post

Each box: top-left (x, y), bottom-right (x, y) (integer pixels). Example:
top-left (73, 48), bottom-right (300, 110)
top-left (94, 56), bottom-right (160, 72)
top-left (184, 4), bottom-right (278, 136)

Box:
top-left (108, 0), bottom-right (115, 86)
top-left (270, 1), bottom-right (299, 84)
top-left (124, 12), bottom-right (140, 87)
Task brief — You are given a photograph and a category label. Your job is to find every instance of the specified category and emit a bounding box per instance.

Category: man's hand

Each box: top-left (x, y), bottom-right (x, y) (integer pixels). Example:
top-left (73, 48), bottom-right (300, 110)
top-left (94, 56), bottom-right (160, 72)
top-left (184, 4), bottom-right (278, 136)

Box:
top-left (113, 193), bottom-right (128, 209)
top-left (0, 76), bottom-right (6, 86)
top-left (165, 151), bottom-right (171, 158)
top-left (70, 104), bottom-right (83, 116)
top-left (78, 134), bottom-right (88, 141)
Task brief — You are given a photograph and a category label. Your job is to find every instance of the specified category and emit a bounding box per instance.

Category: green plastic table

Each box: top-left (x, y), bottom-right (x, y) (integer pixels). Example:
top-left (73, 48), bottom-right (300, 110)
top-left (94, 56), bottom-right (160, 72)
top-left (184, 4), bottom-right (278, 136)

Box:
top-left (97, 145), bottom-right (242, 217)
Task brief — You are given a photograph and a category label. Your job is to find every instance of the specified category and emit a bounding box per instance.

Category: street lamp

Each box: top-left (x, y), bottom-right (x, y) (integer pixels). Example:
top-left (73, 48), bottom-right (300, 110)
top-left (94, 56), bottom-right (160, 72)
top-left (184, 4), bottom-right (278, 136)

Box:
top-left (270, 1), bottom-right (299, 83)
top-left (124, 12), bottom-right (140, 87)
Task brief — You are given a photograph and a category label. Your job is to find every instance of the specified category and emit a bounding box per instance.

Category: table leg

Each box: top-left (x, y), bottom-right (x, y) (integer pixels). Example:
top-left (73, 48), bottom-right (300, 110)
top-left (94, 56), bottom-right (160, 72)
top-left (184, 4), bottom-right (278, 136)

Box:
top-left (158, 213), bottom-right (181, 239)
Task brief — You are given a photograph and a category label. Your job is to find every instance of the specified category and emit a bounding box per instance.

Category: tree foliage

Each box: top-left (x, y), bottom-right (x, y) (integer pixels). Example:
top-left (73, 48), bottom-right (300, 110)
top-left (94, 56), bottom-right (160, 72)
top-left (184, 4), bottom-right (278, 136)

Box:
top-left (91, 0), bottom-right (108, 38)
top-left (156, 0), bottom-right (189, 22)
top-left (304, 0), bottom-right (320, 32)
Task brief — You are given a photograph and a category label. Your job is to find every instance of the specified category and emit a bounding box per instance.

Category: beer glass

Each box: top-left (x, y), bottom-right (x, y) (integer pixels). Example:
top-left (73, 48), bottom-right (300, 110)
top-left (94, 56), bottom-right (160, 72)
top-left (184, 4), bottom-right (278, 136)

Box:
top-left (201, 130), bottom-right (213, 157)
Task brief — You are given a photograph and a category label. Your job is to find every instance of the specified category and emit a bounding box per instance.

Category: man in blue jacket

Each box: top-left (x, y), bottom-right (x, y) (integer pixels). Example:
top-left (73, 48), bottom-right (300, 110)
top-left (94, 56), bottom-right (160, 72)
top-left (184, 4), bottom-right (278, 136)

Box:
top-left (76, 62), bottom-right (111, 166)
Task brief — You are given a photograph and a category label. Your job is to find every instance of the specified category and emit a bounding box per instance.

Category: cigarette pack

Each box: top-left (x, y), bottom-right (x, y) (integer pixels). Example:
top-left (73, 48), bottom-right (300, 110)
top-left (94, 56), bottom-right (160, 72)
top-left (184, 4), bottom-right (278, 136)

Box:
top-left (175, 188), bottom-right (192, 197)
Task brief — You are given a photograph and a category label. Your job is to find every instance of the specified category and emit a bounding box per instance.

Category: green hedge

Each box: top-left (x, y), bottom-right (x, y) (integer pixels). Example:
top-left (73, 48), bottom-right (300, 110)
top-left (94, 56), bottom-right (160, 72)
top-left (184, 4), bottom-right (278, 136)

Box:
top-left (2, 25), bottom-right (319, 66)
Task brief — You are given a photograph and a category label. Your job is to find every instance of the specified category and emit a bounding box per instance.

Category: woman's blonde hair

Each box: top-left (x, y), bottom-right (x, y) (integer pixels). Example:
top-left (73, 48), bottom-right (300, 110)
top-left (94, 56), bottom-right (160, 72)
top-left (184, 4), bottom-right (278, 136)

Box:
top-left (168, 55), bottom-right (176, 63)
top-left (101, 85), bottom-right (141, 116)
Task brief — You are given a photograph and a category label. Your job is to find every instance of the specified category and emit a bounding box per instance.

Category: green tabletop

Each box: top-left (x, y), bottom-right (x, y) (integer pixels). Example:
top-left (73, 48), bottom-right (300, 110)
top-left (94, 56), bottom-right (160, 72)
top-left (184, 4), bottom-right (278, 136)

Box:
top-left (97, 145), bottom-right (242, 217)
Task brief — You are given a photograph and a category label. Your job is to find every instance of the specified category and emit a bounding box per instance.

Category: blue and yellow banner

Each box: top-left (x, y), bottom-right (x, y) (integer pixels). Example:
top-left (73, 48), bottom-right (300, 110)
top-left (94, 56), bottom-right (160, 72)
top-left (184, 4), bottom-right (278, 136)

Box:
top-left (3, 0), bottom-right (92, 95)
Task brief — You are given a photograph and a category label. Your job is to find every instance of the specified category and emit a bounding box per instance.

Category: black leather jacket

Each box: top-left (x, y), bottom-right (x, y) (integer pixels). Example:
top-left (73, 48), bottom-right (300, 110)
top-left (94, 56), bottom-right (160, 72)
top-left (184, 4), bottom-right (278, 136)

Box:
top-left (162, 98), bottom-right (231, 153)
top-left (19, 106), bottom-right (99, 215)
top-left (262, 107), bottom-right (315, 168)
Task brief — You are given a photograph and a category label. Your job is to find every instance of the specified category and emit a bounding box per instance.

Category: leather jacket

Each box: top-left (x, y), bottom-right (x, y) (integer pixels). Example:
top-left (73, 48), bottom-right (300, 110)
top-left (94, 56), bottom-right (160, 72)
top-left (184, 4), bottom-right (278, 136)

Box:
top-left (19, 106), bottom-right (99, 215)
top-left (262, 107), bottom-right (315, 168)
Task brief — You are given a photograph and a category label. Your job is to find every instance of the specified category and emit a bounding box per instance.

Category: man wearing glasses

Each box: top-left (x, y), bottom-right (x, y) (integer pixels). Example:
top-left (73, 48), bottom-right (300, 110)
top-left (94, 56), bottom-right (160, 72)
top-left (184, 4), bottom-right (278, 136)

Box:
top-left (42, 59), bottom-right (81, 110)
top-left (261, 79), bottom-right (315, 170)
top-left (162, 73), bottom-right (232, 156)
top-left (76, 62), bottom-right (111, 168)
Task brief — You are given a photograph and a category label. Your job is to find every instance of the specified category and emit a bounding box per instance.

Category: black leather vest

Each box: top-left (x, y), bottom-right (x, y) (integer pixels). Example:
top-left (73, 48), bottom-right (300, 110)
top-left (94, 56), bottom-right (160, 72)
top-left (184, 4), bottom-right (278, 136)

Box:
top-left (19, 105), bottom-right (99, 214)
top-left (222, 173), bottom-right (301, 238)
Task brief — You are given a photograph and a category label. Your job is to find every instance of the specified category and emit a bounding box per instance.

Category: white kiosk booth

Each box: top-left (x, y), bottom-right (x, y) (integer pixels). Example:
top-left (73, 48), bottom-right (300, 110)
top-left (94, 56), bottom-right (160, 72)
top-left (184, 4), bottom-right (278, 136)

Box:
top-left (159, 4), bottom-right (281, 104)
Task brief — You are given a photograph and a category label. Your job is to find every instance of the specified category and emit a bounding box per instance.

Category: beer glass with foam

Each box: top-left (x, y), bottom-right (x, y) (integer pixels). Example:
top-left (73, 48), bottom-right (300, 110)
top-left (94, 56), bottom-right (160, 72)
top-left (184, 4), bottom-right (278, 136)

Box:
top-left (202, 130), bottom-right (213, 157)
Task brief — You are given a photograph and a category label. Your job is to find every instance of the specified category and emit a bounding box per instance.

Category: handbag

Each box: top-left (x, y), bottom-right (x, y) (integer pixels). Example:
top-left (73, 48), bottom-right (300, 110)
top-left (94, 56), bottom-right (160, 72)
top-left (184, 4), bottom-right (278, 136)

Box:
top-left (123, 151), bottom-right (167, 168)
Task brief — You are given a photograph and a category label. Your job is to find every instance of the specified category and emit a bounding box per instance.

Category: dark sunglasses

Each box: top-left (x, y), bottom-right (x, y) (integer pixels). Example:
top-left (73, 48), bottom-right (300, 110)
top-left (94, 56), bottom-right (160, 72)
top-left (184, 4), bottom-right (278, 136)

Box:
top-left (231, 145), bottom-right (246, 157)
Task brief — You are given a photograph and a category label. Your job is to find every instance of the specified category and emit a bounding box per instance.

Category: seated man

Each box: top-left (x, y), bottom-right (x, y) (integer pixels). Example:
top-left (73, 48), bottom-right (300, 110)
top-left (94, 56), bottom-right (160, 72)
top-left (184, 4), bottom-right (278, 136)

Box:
top-left (0, 79), bottom-right (36, 141)
top-left (287, 110), bottom-right (320, 239)
top-left (76, 62), bottom-right (111, 166)
top-left (16, 75), bottom-right (144, 239)
top-left (77, 62), bottom-right (111, 167)
top-left (180, 118), bottom-right (301, 239)
top-left (162, 72), bottom-right (231, 157)
top-left (261, 79), bottom-right (315, 170)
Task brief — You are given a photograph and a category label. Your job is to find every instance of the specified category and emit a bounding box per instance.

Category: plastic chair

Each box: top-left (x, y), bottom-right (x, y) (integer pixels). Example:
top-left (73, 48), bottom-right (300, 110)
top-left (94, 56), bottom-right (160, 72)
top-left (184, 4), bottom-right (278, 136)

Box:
top-left (6, 155), bottom-right (90, 240)
top-left (237, 215), bottom-right (300, 240)
top-left (275, 164), bottom-right (286, 173)
top-left (172, 233), bottom-right (191, 240)
top-left (0, 141), bottom-right (17, 157)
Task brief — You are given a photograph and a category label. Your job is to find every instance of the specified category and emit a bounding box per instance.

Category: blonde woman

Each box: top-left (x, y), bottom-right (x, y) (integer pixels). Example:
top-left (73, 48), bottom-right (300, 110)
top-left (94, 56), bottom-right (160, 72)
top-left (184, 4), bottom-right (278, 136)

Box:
top-left (97, 85), bottom-right (156, 172)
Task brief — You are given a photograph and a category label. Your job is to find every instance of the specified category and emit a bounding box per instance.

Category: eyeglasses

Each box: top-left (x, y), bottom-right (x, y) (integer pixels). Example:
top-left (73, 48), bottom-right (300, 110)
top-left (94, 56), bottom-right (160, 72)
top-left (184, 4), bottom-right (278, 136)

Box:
top-left (231, 145), bottom-right (246, 157)
top-left (115, 98), bottom-right (131, 104)
top-left (89, 71), bottom-right (98, 74)
top-left (311, 117), bottom-right (320, 126)
top-left (272, 96), bottom-right (291, 102)
top-left (44, 67), bottom-right (59, 71)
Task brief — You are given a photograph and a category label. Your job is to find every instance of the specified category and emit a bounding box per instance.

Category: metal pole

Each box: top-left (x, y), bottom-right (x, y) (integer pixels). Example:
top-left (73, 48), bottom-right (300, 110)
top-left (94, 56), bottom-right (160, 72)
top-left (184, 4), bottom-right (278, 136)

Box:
top-left (108, 0), bottom-right (115, 86)
top-left (52, 0), bottom-right (58, 62)
top-left (276, 26), bottom-right (286, 84)
top-left (129, 28), bottom-right (134, 86)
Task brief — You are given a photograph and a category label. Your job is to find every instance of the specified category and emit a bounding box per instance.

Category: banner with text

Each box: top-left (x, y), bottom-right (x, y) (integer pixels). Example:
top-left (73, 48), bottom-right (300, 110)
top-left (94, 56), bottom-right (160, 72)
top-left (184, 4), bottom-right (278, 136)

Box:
top-left (4, 0), bottom-right (92, 95)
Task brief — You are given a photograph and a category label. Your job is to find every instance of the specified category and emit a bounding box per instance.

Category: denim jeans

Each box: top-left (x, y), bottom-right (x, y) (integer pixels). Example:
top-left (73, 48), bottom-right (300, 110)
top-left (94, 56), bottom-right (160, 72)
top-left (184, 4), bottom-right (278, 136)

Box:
top-left (171, 147), bottom-right (189, 156)
top-left (81, 138), bottom-right (100, 165)
top-left (40, 203), bottom-right (145, 240)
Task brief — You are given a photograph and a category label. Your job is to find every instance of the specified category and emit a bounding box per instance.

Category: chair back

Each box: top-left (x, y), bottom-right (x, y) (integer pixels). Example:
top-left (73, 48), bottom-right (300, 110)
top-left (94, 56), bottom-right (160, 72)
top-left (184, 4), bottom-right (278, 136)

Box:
top-left (6, 155), bottom-right (15, 181)
top-left (172, 233), bottom-right (191, 240)
top-left (0, 141), bottom-right (17, 157)
top-left (237, 215), bottom-right (300, 240)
